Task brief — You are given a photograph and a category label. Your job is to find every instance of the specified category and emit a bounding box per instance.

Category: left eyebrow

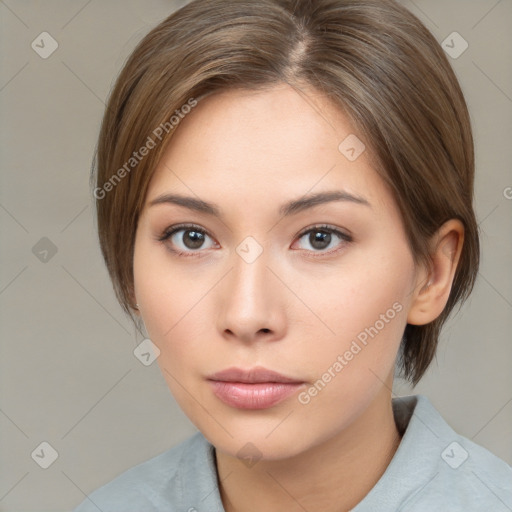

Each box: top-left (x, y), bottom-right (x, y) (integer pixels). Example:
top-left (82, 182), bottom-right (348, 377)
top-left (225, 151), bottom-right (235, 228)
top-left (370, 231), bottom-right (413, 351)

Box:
top-left (279, 191), bottom-right (371, 217)
top-left (148, 190), bottom-right (371, 219)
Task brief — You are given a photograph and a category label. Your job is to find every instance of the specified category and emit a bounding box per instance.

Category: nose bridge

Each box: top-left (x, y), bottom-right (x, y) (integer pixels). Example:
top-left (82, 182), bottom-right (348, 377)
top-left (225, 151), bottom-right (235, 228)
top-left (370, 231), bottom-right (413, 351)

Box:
top-left (218, 237), bottom-right (283, 340)
top-left (230, 239), bottom-right (273, 312)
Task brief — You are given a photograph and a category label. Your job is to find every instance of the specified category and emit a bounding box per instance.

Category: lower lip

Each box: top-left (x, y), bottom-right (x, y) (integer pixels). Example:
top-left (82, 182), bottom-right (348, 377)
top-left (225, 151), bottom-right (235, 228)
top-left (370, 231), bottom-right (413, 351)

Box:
top-left (208, 381), bottom-right (304, 409)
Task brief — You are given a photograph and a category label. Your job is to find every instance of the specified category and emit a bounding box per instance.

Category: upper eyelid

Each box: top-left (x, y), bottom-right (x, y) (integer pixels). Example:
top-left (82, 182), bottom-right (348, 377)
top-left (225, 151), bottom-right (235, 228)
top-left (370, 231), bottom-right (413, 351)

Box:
top-left (297, 225), bottom-right (350, 237)
top-left (162, 223), bottom-right (348, 236)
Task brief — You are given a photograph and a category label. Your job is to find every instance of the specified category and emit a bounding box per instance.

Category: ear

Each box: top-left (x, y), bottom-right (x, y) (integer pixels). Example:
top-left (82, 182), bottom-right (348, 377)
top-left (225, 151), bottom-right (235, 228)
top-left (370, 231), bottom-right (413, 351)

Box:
top-left (407, 219), bottom-right (464, 326)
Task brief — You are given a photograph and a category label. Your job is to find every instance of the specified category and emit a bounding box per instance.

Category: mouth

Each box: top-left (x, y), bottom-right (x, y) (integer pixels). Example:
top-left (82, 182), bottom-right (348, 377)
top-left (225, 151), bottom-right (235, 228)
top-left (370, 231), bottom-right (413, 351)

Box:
top-left (207, 366), bottom-right (305, 410)
top-left (208, 366), bottom-right (303, 384)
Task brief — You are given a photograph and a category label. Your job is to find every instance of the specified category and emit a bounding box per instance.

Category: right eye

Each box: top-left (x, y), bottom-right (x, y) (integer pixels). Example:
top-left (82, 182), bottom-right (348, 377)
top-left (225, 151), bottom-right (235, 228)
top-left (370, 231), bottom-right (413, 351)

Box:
top-left (158, 223), bottom-right (217, 257)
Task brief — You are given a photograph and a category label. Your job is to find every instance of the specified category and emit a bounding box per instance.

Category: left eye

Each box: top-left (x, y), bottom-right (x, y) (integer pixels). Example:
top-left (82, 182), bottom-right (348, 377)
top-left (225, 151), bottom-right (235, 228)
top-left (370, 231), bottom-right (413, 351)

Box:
top-left (294, 226), bottom-right (352, 253)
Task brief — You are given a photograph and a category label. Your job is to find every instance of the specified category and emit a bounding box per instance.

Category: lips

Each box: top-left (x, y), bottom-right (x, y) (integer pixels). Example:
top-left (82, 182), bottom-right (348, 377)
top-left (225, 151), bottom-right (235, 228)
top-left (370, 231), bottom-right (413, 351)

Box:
top-left (208, 367), bottom-right (303, 384)
top-left (207, 366), bottom-right (305, 410)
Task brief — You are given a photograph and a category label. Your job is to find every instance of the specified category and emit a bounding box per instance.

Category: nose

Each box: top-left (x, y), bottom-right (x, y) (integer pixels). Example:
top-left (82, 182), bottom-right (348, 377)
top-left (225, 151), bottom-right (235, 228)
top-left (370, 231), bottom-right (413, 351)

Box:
top-left (216, 246), bottom-right (287, 344)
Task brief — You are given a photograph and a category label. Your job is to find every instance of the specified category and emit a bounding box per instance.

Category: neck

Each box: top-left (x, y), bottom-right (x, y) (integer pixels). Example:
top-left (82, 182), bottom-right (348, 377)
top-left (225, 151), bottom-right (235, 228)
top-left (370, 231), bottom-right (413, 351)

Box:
top-left (215, 385), bottom-right (402, 512)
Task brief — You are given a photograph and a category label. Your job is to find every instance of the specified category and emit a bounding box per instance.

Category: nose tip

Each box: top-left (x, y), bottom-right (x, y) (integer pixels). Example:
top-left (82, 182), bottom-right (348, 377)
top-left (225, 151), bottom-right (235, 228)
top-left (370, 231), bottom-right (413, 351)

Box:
top-left (217, 249), bottom-right (286, 344)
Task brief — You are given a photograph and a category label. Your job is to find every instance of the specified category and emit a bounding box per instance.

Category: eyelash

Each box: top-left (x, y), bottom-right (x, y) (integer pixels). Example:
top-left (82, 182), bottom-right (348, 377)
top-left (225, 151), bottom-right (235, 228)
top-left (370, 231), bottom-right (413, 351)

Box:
top-left (157, 223), bottom-right (353, 259)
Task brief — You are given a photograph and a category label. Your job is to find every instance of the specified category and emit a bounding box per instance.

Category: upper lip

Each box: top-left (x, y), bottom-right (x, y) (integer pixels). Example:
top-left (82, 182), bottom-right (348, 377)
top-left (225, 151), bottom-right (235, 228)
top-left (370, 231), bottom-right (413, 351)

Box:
top-left (207, 366), bottom-right (303, 384)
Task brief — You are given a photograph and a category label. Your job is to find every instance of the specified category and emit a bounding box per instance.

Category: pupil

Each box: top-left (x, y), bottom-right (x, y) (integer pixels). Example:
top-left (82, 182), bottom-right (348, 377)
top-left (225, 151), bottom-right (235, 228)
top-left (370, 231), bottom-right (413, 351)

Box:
top-left (311, 231), bottom-right (330, 249)
top-left (185, 230), bottom-right (204, 249)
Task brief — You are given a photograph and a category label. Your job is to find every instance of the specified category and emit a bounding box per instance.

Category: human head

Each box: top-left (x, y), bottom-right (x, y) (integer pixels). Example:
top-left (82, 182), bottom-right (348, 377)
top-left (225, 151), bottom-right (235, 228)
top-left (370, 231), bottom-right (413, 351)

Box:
top-left (93, 0), bottom-right (479, 388)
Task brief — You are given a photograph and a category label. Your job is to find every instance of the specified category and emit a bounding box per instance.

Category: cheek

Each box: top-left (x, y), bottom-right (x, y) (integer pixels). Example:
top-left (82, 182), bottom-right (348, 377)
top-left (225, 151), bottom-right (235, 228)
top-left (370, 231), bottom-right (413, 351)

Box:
top-left (298, 286), bottom-right (407, 389)
top-left (133, 258), bottom-right (207, 416)
top-left (135, 269), bottom-right (203, 355)
top-left (293, 277), bottom-right (409, 431)
top-left (133, 241), bottom-right (213, 373)
top-left (134, 232), bottom-right (192, 332)
top-left (298, 245), bottom-right (414, 381)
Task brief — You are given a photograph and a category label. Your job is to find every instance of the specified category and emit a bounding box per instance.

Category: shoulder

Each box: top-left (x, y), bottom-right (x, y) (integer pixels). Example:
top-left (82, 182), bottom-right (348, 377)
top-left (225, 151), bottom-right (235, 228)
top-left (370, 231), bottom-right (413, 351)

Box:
top-left (72, 432), bottom-right (207, 512)
top-left (354, 394), bottom-right (512, 512)
top-left (398, 395), bottom-right (512, 511)
top-left (405, 437), bottom-right (512, 511)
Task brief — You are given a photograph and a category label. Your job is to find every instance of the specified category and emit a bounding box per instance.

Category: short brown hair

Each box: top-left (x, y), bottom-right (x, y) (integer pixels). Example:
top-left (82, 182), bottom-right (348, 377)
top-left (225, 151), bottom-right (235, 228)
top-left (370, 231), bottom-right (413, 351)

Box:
top-left (93, 0), bottom-right (479, 386)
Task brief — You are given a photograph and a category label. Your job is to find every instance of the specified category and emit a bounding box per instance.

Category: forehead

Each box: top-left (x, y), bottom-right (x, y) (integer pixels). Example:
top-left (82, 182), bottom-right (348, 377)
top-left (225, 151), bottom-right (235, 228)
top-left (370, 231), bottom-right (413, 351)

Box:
top-left (145, 84), bottom-right (393, 216)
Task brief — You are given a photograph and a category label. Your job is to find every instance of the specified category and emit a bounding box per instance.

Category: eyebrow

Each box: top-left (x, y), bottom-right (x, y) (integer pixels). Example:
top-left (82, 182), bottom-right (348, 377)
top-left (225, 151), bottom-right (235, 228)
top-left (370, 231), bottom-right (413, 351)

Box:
top-left (148, 190), bottom-right (371, 217)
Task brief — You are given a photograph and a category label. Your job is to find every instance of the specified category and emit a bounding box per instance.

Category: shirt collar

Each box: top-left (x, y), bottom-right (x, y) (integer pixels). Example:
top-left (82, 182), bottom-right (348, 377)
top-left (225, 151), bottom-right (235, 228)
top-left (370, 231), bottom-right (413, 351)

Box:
top-left (177, 394), bottom-right (446, 512)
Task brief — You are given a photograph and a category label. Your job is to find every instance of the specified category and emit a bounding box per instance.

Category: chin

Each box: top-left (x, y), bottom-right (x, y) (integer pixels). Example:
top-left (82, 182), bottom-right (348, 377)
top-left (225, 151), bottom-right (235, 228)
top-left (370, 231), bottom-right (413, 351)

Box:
top-left (197, 413), bottom-right (322, 463)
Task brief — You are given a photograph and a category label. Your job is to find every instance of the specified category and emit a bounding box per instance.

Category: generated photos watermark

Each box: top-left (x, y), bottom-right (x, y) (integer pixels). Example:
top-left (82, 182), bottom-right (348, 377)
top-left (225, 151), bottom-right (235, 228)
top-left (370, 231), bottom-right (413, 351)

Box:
top-left (298, 301), bottom-right (403, 405)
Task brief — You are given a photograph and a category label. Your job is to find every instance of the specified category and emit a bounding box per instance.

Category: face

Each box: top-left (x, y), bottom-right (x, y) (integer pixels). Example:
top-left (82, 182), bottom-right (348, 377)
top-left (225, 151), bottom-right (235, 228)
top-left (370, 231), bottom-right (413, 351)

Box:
top-left (133, 83), bottom-right (420, 460)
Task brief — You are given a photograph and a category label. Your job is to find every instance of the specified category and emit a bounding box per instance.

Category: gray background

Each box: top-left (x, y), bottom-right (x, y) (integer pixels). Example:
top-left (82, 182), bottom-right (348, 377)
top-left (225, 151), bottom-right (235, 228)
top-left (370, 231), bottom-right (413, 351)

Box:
top-left (0, 0), bottom-right (511, 510)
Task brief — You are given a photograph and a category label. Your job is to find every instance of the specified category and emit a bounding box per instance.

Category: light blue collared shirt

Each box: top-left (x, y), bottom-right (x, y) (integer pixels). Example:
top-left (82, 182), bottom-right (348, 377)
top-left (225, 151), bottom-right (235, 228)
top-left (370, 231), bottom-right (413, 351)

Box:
top-left (73, 394), bottom-right (512, 511)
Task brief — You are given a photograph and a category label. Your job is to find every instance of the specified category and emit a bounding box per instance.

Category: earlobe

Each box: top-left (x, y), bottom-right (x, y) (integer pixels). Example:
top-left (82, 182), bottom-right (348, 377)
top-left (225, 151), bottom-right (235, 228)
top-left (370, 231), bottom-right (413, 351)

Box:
top-left (128, 287), bottom-right (141, 316)
top-left (407, 219), bottom-right (464, 326)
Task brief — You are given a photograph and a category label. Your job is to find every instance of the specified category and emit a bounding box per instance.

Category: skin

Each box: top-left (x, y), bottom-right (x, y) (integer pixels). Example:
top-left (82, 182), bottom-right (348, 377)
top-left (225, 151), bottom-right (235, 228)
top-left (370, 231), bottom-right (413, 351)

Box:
top-left (132, 83), bottom-right (464, 511)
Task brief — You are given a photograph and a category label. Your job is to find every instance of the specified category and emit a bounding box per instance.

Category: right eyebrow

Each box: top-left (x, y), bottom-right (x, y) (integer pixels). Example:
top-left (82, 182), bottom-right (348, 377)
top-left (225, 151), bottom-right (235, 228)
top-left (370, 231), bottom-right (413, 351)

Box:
top-left (149, 194), bottom-right (220, 216)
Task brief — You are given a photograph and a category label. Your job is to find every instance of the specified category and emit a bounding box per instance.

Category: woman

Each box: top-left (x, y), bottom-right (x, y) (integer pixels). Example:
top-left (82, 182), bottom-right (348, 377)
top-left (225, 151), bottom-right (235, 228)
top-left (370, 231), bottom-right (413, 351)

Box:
top-left (74, 0), bottom-right (512, 510)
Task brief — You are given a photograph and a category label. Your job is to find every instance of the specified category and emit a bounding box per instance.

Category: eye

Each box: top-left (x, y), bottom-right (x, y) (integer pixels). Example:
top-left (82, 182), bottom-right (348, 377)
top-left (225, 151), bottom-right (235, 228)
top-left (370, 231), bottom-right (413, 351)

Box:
top-left (293, 225), bottom-right (352, 255)
top-left (158, 223), bottom-right (216, 256)
top-left (158, 223), bottom-right (352, 258)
